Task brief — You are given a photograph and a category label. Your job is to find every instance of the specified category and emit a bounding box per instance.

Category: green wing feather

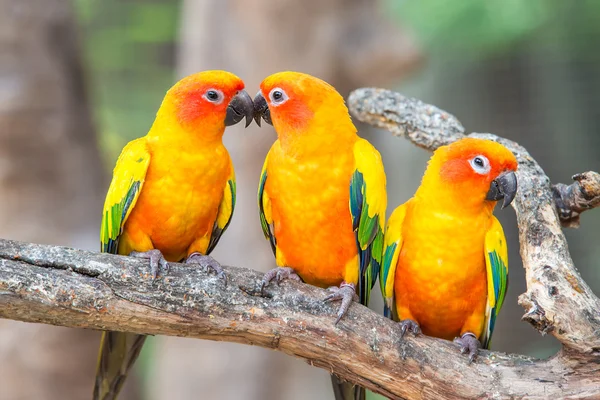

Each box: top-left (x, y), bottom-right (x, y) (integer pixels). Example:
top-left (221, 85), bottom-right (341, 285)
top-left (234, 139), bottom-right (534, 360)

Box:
top-left (258, 147), bottom-right (276, 255)
top-left (100, 138), bottom-right (150, 254)
top-left (482, 216), bottom-right (509, 349)
top-left (206, 167), bottom-right (236, 255)
top-left (350, 139), bottom-right (387, 306)
top-left (380, 202), bottom-right (408, 319)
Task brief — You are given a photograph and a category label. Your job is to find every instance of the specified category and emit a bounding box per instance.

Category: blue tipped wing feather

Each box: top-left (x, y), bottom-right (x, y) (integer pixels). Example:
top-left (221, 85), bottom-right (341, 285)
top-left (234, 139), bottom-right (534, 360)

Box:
top-left (351, 139), bottom-right (387, 306)
top-left (482, 216), bottom-right (509, 349)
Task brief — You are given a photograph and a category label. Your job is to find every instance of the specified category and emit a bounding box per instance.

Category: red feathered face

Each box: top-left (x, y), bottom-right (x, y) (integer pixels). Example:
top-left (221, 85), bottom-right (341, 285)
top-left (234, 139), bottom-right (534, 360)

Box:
top-left (439, 138), bottom-right (518, 208)
top-left (169, 70), bottom-right (253, 129)
top-left (253, 71), bottom-right (350, 136)
top-left (253, 72), bottom-right (330, 133)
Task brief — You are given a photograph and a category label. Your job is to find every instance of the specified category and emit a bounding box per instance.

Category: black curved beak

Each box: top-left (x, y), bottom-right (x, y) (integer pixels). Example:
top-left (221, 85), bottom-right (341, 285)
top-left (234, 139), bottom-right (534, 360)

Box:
top-left (225, 90), bottom-right (254, 128)
top-left (486, 170), bottom-right (518, 209)
top-left (253, 92), bottom-right (271, 127)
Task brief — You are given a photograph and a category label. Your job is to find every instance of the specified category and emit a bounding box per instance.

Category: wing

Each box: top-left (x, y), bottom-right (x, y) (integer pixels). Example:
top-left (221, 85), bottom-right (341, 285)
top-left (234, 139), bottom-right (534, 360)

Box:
top-left (100, 138), bottom-right (150, 254)
top-left (95, 139), bottom-right (150, 399)
top-left (380, 202), bottom-right (408, 320)
top-left (206, 164), bottom-right (236, 255)
top-left (351, 139), bottom-right (387, 306)
top-left (258, 147), bottom-right (277, 255)
top-left (482, 216), bottom-right (509, 349)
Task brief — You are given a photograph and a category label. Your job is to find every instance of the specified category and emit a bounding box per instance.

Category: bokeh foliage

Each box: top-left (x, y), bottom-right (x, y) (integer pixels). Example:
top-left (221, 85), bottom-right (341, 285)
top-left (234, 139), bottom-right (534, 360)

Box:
top-left (387, 0), bottom-right (600, 57)
top-left (73, 0), bottom-right (180, 167)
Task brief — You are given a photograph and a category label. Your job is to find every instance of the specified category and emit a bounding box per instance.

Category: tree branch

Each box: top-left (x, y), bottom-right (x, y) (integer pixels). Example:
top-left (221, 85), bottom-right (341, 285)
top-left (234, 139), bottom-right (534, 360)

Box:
top-left (348, 88), bottom-right (600, 354)
top-left (0, 239), bottom-right (599, 399)
top-left (1, 88), bottom-right (599, 398)
top-left (552, 171), bottom-right (600, 228)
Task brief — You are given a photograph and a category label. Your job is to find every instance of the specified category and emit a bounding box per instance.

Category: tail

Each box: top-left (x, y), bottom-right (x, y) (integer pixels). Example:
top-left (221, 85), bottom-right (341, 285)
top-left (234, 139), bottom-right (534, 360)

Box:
top-left (331, 374), bottom-right (366, 400)
top-left (93, 331), bottom-right (147, 400)
top-left (384, 303), bottom-right (393, 319)
top-left (329, 232), bottom-right (378, 400)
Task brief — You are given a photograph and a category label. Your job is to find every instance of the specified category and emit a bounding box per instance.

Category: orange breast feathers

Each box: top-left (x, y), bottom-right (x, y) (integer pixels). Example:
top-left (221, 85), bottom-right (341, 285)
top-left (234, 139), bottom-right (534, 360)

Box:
top-left (119, 141), bottom-right (232, 262)
top-left (394, 201), bottom-right (490, 340)
top-left (381, 137), bottom-right (516, 365)
top-left (265, 141), bottom-right (358, 288)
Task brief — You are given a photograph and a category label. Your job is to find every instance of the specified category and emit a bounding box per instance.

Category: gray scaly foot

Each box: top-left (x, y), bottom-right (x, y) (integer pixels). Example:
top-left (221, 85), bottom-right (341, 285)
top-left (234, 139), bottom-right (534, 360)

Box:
top-left (259, 267), bottom-right (302, 293)
top-left (323, 282), bottom-right (358, 324)
top-left (453, 332), bottom-right (482, 363)
top-left (129, 249), bottom-right (168, 280)
top-left (185, 252), bottom-right (227, 284)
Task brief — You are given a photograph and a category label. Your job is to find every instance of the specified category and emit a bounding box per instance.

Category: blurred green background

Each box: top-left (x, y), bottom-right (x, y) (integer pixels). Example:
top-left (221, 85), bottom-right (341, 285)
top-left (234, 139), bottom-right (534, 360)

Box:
top-left (0, 0), bottom-right (598, 399)
top-left (73, 0), bottom-right (180, 165)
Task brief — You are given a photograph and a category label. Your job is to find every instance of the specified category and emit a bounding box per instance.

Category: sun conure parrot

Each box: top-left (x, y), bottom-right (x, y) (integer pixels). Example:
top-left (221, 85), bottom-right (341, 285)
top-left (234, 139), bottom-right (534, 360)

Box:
top-left (381, 137), bottom-right (518, 361)
top-left (94, 70), bottom-right (253, 400)
top-left (253, 71), bottom-right (387, 400)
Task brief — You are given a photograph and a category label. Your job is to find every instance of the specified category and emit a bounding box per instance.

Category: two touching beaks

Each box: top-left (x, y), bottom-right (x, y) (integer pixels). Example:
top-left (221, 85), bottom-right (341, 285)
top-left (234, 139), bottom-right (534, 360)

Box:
top-left (226, 87), bottom-right (271, 128)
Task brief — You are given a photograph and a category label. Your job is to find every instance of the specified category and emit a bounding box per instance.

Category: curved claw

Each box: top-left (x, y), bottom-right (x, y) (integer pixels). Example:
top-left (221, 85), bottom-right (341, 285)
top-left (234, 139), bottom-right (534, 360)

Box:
top-left (185, 252), bottom-right (227, 285)
top-left (398, 319), bottom-right (421, 339)
top-left (323, 282), bottom-right (358, 325)
top-left (259, 267), bottom-right (301, 293)
top-left (129, 249), bottom-right (169, 280)
top-left (453, 332), bottom-right (481, 363)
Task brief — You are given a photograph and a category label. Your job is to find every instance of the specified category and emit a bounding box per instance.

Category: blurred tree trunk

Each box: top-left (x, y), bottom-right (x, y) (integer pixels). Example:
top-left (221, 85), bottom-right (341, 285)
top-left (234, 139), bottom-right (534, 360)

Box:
top-left (149, 1), bottom-right (420, 399)
top-left (0, 0), bottom-right (129, 399)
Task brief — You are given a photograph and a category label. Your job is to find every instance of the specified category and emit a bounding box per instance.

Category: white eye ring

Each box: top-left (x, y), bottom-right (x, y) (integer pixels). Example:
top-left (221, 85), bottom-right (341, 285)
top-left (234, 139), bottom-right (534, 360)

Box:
top-left (269, 87), bottom-right (288, 105)
top-left (470, 155), bottom-right (490, 175)
top-left (204, 89), bottom-right (224, 104)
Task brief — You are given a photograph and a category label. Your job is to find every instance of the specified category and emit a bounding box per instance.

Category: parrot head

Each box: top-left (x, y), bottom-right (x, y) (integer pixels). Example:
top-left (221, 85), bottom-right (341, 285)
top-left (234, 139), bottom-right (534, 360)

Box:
top-left (253, 71), bottom-right (355, 139)
top-left (159, 70), bottom-right (253, 133)
top-left (428, 138), bottom-right (518, 209)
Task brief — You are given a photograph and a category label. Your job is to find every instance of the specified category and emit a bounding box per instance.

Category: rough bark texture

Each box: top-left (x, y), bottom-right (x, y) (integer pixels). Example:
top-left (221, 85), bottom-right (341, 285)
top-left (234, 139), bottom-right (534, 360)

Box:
top-left (0, 239), bottom-right (599, 399)
top-left (348, 88), bottom-right (600, 354)
top-left (0, 1), bottom-right (109, 399)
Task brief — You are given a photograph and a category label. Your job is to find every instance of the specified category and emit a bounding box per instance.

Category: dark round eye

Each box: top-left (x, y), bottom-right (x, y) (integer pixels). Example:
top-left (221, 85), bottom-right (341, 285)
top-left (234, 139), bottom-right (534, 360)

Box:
top-left (269, 87), bottom-right (288, 104)
top-left (206, 90), bottom-right (219, 101)
top-left (469, 154), bottom-right (490, 174)
top-left (204, 89), bottom-right (223, 103)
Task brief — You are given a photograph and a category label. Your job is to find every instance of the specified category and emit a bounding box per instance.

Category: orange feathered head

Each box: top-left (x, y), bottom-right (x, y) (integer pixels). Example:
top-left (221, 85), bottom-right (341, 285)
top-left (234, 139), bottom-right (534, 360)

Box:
top-left (423, 138), bottom-right (518, 209)
top-left (253, 71), bottom-right (354, 137)
top-left (159, 70), bottom-right (253, 132)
